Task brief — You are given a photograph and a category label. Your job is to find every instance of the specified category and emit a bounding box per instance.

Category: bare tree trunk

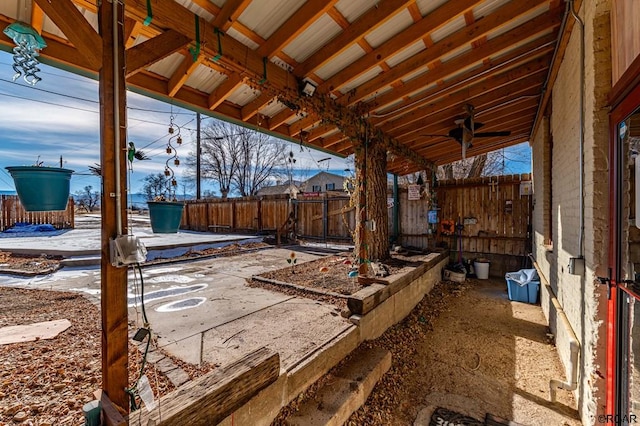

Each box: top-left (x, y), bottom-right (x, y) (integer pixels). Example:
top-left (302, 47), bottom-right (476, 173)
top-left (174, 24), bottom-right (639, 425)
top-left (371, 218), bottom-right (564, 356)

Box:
top-left (442, 164), bottom-right (454, 179)
top-left (354, 139), bottom-right (389, 268)
top-left (354, 144), bottom-right (367, 274)
top-left (467, 153), bottom-right (487, 178)
top-left (366, 140), bottom-right (389, 261)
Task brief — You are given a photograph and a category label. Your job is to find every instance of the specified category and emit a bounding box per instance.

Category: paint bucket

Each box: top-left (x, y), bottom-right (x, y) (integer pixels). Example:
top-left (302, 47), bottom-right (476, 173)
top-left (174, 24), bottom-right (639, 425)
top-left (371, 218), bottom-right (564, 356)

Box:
top-left (474, 259), bottom-right (490, 279)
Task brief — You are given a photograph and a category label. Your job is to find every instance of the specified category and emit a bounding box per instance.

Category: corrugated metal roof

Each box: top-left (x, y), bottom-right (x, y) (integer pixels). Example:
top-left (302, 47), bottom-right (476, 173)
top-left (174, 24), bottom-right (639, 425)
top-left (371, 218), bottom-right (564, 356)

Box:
top-left (335, 0), bottom-right (377, 24)
top-left (430, 15), bottom-right (467, 44)
top-left (259, 100), bottom-right (287, 118)
top-left (185, 65), bottom-right (228, 93)
top-left (440, 44), bottom-right (472, 64)
top-left (386, 39), bottom-right (427, 68)
top-left (364, 9), bottom-right (414, 49)
top-left (487, 4), bottom-right (548, 41)
top-left (146, 52), bottom-right (187, 80)
top-left (175, 0), bottom-right (215, 21)
top-left (238, 0), bottom-right (305, 39)
top-left (314, 43), bottom-right (366, 81)
top-left (473, 0), bottom-right (507, 20)
top-left (339, 66), bottom-right (384, 94)
top-left (225, 83), bottom-right (261, 106)
top-left (281, 14), bottom-right (342, 63)
top-left (416, 0), bottom-right (449, 16)
top-left (226, 27), bottom-right (260, 50)
top-left (401, 67), bottom-right (429, 83)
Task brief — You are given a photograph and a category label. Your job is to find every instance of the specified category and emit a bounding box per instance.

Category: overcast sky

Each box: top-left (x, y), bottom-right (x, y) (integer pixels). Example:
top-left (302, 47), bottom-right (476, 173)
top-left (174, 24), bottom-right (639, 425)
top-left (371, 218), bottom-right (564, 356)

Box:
top-left (0, 51), bottom-right (350, 196)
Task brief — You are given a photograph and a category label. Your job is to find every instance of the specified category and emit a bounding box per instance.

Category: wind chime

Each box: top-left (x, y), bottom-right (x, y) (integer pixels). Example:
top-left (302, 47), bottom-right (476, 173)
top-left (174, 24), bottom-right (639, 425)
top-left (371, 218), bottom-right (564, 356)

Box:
top-left (164, 116), bottom-right (183, 201)
top-left (3, 22), bottom-right (46, 85)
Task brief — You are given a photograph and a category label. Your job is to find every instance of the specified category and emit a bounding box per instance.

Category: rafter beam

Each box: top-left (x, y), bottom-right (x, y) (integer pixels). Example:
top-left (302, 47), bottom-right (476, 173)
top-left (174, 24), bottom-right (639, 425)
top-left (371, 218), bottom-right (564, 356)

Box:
top-left (257, 0), bottom-right (337, 58)
top-left (383, 55), bottom-right (551, 137)
top-left (241, 93), bottom-right (275, 121)
top-left (30, 3), bottom-right (44, 34)
top-left (126, 30), bottom-right (191, 78)
top-left (34, 0), bottom-right (102, 70)
top-left (319, 0), bottom-right (475, 93)
top-left (213, 0), bottom-right (251, 31)
top-left (295, 0), bottom-right (415, 77)
top-left (340, 0), bottom-right (554, 106)
top-left (208, 73), bottom-right (245, 110)
top-left (168, 51), bottom-right (202, 97)
top-left (370, 33), bottom-right (557, 123)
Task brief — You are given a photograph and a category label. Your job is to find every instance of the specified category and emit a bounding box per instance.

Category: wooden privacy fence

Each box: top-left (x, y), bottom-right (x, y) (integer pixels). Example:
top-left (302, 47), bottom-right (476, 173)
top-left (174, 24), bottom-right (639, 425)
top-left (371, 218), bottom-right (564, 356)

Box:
top-left (397, 174), bottom-right (532, 256)
top-left (180, 174), bottom-right (532, 258)
top-left (0, 195), bottom-right (75, 231)
top-left (181, 194), bottom-right (292, 233)
top-left (293, 195), bottom-right (355, 241)
top-left (181, 193), bottom-right (357, 241)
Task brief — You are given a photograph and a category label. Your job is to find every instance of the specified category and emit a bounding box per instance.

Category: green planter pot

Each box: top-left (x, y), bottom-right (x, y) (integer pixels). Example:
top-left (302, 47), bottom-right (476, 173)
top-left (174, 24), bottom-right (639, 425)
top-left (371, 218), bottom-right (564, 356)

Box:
top-left (147, 201), bottom-right (185, 233)
top-left (6, 166), bottom-right (74, 212)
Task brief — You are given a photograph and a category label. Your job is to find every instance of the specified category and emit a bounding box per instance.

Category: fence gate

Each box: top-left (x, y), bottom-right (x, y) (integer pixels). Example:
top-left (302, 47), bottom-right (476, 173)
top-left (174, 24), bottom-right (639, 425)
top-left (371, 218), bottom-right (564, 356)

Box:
top-left (293, 195), bottom-right (354, 243)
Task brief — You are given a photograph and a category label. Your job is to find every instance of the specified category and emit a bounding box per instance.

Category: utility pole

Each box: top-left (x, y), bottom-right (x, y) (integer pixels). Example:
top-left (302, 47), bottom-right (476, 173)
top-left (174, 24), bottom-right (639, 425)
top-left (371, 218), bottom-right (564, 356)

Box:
top-left (196, 112), bottom-right (201, 200)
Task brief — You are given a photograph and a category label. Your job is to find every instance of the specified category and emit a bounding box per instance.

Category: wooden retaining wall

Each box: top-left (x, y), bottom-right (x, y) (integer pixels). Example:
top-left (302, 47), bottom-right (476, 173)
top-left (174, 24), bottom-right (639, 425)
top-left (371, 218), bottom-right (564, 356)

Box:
top-left (0, 195), bottom-right (75, 231)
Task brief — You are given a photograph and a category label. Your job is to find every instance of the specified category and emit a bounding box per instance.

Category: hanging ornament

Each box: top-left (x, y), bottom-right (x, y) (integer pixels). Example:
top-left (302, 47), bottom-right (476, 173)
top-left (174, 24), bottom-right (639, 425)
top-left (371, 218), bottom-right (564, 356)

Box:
top-left (3, 22), bottom-right (47, 85)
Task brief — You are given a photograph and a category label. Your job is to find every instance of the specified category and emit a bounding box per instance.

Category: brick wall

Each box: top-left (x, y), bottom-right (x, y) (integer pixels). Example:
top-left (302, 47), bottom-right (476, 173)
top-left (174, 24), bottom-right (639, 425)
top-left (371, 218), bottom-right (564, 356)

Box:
top-left (532, 1), bottom-right (611, 423)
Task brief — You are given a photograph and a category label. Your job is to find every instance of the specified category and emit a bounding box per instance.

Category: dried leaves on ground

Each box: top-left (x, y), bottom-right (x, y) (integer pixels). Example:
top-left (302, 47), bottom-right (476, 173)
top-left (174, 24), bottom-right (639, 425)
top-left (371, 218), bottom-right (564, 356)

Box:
top-left (0, 251), bottom-right (62, 276)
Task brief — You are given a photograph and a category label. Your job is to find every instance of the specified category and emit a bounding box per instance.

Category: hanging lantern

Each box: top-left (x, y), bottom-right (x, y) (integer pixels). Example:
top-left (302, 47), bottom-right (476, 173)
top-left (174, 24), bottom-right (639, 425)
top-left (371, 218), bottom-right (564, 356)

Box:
top-left (166, 147), bottom-right (172, 154)
top-left (3, 22), bottom-right (46, 85)
top-left (177, 136), bottom-right (182, 145)
top-left (174, 158), bottom-right (180, 166)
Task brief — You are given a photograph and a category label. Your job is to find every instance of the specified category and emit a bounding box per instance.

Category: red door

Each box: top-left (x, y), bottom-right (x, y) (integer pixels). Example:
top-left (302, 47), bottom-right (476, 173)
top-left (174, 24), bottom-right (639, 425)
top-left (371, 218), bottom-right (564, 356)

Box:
top-left (608, 81), bottom-right (640, 422)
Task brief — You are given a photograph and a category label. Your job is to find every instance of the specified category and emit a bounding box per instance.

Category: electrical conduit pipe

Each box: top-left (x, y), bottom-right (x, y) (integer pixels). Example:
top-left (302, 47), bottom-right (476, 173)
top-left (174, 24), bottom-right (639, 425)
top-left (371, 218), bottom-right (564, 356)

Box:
top-left (530, 256), bottom-right (580, 401)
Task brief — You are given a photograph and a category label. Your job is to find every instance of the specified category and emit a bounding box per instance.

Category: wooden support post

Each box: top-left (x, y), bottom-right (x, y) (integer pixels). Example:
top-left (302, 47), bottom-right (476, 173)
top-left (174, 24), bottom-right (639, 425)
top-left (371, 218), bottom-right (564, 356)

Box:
top-left (99, 0), bottom-right (129, 415)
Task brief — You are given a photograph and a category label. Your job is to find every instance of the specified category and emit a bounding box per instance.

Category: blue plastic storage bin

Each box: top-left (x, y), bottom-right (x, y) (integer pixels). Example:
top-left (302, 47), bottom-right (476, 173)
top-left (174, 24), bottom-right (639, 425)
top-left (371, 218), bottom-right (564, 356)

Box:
top-left (507, 279), bottom-right (540, 304)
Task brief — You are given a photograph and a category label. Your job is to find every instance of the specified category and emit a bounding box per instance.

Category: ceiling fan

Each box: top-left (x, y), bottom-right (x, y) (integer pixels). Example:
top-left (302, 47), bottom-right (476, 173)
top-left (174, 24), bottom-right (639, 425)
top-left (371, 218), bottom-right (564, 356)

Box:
top-left (421, 104), bottom-right (511, 159)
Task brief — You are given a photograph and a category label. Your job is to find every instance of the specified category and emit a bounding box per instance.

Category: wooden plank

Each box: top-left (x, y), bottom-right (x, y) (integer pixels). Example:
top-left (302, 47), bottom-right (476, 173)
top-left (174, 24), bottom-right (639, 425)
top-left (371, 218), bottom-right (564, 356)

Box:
top-left (34, 0), bottom-right (102, 69)
top-left (129, 347), bottom-right (280, 425)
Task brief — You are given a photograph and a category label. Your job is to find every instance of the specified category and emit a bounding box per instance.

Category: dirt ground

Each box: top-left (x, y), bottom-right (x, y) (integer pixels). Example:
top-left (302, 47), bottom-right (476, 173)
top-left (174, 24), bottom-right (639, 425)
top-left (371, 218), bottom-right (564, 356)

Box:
top-left (0, 244), bottom-right (582, 425)
top-left (272, 278), bottom-right (582, 426)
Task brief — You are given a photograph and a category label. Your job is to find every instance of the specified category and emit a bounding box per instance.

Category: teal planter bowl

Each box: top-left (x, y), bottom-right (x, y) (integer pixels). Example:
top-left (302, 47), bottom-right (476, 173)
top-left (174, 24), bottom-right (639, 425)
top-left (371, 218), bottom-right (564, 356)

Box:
top-left (6, 166), bottom-right (74, 212)
top-left (147, 201), bottom-right (185, 233)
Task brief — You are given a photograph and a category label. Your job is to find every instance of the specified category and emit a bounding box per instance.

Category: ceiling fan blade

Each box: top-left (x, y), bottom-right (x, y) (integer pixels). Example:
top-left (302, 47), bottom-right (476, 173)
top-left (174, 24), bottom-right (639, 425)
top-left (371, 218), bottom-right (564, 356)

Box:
top-left (473, 131), bottom-right (511, 138)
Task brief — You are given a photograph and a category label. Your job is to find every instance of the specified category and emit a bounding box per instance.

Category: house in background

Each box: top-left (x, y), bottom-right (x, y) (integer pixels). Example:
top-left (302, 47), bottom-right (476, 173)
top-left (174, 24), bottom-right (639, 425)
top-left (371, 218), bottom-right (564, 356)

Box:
top-left (256, 180), bottom-right (301, 198)
top-left (300, 171), bottom-right (348, 194)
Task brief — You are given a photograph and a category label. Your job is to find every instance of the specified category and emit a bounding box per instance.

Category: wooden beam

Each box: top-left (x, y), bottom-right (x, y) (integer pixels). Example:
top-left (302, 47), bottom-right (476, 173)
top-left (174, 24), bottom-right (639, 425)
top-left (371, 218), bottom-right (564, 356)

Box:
top-left (340, 0), bottom-right (553, 105)
top-left (126, 30), bottom-right (192, 78)
top-left (241, 93), bottom-right (275, 121)
top-left (269, 108), bottom-right (298, 130)
top-left (257, 0), bottom-right (337, 58)
top-left (295, 0), bottom-right (415, 77)
top-left (289, 114), bottom-right (321, 137)
top-left (30, 3), bottom-right (45, 34)
top-left (318, 0), bottom-right (476, 93)
top-left (128, 347), bottom-right (279, 425)
top-left (208, 73), bottom-right (245, 110)
top-left (123, 17), bottom-right (139, 48)
top-left (370, 33), bottom-right (557, 123)
top-left (34, 0), bottom-right (102, 70)
top-left (213, 0), bottom-right (251, 31)
top-left (190, 0), bottom-right (221, 17)
top-left (168, 51), bottom-right (202, 97)
top-left (98, 0), bottom-right (129, 415)
top-left (382, 55), bottom-right (551, 136)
